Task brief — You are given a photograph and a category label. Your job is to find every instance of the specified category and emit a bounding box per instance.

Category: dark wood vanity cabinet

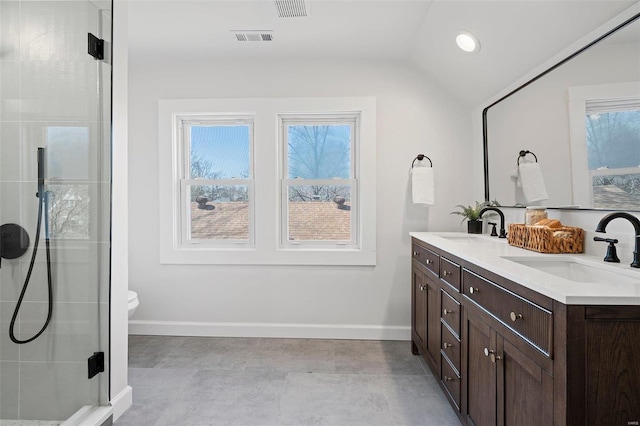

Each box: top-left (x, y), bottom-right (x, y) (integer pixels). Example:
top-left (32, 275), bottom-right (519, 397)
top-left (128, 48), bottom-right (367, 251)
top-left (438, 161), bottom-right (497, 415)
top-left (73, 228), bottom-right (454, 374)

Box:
top-left (464, 304), bottom-right (553, 426)
top-left (564, 305), bottom-right (640, 426)
top-left (411, 237), bottom-right (640, 426)
top-left (411, 244), bottom-right (440, 368)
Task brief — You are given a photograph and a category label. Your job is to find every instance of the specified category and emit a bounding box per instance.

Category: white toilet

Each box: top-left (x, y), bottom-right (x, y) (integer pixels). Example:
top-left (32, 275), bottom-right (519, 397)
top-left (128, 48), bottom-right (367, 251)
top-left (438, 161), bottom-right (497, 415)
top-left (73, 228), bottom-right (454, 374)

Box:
top-left (128, 290), bottom-right (139, 319)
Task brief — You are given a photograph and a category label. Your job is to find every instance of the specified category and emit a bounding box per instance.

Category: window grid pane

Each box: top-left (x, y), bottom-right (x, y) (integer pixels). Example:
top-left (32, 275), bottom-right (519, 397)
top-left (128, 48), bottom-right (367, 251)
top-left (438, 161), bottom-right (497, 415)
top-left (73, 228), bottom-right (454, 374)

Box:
top-left (286, 123), bottom-right (353, 179)
top-left (586, 106), bottom-right (640, 209)
top-left (189, 124), bottom-right (251, 180)
top-left (186, 184), bottom-right (250, 241)
top-left (286, 183), bottom-right (353, 243)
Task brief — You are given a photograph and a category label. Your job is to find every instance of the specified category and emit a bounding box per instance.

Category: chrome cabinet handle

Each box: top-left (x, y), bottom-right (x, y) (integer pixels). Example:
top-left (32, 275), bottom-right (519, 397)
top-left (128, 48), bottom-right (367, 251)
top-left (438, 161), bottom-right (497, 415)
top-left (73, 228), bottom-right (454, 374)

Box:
top-left (469, 286), bottom-right (478, 294)
top-left (425, 259), bottom-right (433, 264)
top-left (443, 308), bottom-right (453, 316)
top-left (420, 285), bottom-right (427, 291)
top-left (443, 342), bottom-right (453, 349)
top-left (413, 251), bottom-right (420, 256)
top-left (443, 270), bottom-right (451, 277)
top-left (510, 312), bottom-right (523, 322)
top-left (443, 376), bottom-right (453, 382)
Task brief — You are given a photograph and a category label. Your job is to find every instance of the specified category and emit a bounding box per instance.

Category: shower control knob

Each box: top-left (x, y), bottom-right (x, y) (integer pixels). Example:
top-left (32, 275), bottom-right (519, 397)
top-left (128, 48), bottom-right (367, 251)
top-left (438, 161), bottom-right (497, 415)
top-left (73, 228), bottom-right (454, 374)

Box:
top-left (0, 223), bottom-right (30, 260)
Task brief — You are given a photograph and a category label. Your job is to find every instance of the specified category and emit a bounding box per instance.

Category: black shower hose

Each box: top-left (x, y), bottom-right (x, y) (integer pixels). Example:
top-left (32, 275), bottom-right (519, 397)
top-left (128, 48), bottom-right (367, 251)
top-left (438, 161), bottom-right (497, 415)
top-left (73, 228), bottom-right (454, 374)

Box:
top-left (9, 190), bottom-right (53, 344)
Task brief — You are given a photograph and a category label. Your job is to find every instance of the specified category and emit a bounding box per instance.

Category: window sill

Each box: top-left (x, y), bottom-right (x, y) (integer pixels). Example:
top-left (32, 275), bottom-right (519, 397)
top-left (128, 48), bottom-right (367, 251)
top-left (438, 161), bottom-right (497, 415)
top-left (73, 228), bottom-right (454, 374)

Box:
top-left (159, 246), bottom-right (376, 266)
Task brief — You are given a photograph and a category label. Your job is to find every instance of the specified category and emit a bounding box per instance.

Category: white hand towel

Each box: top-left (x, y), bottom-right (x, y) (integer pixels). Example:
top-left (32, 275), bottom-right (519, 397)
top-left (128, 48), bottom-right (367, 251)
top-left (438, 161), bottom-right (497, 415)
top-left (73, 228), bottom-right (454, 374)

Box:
top-left (511, 166), bottom-right (522, 187)
top-left (411, 167), bottom-right (434, 205)
top-left (519, 162), bottom-right (548, 203)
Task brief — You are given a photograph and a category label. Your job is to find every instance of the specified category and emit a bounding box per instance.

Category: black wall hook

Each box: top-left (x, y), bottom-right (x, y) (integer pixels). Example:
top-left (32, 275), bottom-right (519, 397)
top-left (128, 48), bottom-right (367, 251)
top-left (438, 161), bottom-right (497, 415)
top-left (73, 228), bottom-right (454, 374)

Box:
top-left (411, 154), bottom-right (433, 168)
top-left (517, 150), bottom-right (538, 165)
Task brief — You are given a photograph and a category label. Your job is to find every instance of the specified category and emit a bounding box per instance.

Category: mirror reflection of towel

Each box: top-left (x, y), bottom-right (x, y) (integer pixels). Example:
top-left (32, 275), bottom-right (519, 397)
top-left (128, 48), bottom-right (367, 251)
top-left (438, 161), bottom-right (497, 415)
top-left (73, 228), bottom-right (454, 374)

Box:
top-left (519, 162), bottom-right (548, 203)
top-left (411, 167), bottom-right (434, 205)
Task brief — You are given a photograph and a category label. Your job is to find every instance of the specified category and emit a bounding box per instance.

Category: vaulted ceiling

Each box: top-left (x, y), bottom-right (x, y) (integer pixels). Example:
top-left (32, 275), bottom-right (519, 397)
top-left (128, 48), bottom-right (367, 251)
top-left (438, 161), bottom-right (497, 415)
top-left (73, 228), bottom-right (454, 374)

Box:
top-left (127, 0), bottom-right (638, 107)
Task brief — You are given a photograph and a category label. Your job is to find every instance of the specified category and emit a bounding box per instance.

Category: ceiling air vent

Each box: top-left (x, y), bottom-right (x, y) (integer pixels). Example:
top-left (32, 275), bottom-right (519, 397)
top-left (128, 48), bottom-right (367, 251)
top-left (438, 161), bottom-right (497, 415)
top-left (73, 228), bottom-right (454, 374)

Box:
top-left (233, 31), bottom-right (274, 42)
top-left (273, 0), bottom-right (308, 18)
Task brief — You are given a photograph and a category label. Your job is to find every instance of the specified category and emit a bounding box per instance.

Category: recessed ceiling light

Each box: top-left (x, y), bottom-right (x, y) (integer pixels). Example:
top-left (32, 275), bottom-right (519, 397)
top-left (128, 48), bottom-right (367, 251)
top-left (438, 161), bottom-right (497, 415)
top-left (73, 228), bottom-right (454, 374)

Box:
top-left (456, 31), bottom-right (481, 53)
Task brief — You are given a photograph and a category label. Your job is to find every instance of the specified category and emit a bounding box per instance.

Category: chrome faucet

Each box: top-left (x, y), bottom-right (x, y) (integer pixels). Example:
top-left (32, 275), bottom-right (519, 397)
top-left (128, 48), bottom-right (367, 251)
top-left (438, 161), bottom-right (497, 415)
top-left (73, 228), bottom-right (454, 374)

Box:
top-left (479, 207), bottom-right (506, 238)
top-left (595, 212), bottom-right (640, 268)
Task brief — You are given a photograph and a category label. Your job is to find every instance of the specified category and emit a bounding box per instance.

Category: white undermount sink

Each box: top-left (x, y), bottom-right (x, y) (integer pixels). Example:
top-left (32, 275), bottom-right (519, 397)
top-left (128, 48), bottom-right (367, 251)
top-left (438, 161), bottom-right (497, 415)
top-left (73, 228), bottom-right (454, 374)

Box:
top-left (501, 256), bottom-right (640, 286)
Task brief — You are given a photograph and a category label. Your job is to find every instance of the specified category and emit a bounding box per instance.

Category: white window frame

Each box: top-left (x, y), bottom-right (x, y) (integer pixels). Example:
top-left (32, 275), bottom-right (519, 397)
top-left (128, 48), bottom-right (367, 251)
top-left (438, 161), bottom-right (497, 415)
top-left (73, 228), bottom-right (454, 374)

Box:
top-left (279, 114), bottom-right (359, 249)
top-left (177, 116), bottom-right (255, 248)
top-left (568, 82), bottom-right (640, 208)
top-left (159, 97), bottom-right (376, 265)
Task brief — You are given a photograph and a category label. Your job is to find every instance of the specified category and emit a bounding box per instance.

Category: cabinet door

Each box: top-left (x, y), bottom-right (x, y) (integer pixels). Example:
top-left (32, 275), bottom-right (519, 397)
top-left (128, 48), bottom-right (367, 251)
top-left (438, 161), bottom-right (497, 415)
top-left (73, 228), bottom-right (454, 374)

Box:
top-left (466, 309), bottom-right (496, 426)
top-left (585, 320), bottom-right (640, 425)
top-left (412, 266), bottom-right (428, 353)
top-left (426, 272), bottom-right (440, 367)
top-left (497, 335), bottom-right (553, 426)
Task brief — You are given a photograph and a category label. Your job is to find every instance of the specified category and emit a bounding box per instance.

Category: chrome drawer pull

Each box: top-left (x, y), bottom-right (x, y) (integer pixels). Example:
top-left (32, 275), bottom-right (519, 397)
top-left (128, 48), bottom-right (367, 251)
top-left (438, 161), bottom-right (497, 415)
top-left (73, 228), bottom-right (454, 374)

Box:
top-left (443, 342), bottom-right (453, 349)
top-left (469, 286), bottom-right (478, 294)
top-left (443, 308), bottom-right (453, 316)
top-left (425, 259), bottom-right (433, 264)
top-left (420, 285), bottom-right (427, 291)
top-left (443, 270), bottom-right (451, 277)
top-left (510, 312), bottom-right (523, 322)
top-left (413, 251), bottom-right (420, 256)
top-left (443, 376), bottom-right (454, 382)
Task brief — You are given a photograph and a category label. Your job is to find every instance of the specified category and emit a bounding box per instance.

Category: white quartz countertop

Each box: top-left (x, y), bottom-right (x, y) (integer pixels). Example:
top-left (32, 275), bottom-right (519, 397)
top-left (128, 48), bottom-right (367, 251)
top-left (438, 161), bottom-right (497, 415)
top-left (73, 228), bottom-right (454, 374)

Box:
top-left (410, 232), bottom-right (640, 305)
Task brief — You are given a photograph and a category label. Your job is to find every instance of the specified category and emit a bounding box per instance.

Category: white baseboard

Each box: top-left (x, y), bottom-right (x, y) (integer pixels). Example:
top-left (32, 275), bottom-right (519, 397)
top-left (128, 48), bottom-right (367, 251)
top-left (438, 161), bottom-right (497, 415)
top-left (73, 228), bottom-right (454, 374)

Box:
top-left (128, 320), bottom-right (411, 341)
top-left (110, 385), bottom-right (133, 422)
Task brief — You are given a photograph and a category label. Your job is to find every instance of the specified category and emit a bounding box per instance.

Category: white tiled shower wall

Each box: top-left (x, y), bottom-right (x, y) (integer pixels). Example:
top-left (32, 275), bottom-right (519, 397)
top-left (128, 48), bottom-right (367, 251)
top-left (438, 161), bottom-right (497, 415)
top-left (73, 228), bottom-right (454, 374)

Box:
top-left (0, 1), bottom-right (110, 421)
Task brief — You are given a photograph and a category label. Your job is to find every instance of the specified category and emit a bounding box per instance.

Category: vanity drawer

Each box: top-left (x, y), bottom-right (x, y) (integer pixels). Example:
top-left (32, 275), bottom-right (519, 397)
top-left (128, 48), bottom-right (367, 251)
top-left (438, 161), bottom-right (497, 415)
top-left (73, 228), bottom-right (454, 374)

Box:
top-left (441, 354), bottom-right (461, 410)
top-left (440, 257), bottom-right (461, 291)
top-left (463, 269), bottom-right (553, 355)
top-left (441, 289), bottom-right (461, 337)
top-left (412, 243), bottom-right (439, 275)
top-left (441, 321), bottom-right (461, 373)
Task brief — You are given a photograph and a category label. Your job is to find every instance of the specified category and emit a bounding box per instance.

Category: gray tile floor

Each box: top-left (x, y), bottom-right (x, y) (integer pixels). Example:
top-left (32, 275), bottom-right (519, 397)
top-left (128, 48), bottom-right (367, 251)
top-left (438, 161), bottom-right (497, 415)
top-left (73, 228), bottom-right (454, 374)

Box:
top-left (116, 336), bottom-right (461, 426)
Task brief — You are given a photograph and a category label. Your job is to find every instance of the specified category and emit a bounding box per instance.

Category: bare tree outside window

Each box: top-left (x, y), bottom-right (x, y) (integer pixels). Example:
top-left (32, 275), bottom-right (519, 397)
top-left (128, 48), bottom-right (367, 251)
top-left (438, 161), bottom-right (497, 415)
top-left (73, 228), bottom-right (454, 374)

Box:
top-left (287, 124), bottom-right (352, 202)
top-left (48, 184), bottom-right (90, 239)
top-left (283, 121), bottom-right (356, 243)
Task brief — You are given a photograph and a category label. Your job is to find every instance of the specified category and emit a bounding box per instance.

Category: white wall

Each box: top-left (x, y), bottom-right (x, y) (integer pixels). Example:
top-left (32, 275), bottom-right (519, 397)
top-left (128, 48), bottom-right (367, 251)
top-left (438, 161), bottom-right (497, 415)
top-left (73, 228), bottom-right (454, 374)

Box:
top-left (127, 58), bottom-right (473, 339)
top-left (110, 0), bottom-right (132, 420)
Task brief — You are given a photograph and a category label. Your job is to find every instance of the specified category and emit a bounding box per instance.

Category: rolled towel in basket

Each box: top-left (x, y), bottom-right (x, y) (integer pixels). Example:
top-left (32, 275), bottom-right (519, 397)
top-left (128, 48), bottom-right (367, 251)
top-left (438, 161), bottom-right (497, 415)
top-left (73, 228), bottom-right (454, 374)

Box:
top-left (411, 167), bottom-right (434, 205)
top-left (519, 162), bottom-right (548, 203)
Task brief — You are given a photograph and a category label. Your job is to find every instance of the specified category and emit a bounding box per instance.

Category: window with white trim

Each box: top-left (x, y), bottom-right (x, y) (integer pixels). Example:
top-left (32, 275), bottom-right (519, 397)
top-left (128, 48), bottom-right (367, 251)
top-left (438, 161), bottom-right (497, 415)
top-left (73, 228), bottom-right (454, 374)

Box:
top-left (159, 97), bottom-right (376, 265)
top-left (177, 116), bottom-right (254, 247)
top-left (280, 115), bottom-right (359, 248)
top-left (569, 83), bottom-right (640, 210)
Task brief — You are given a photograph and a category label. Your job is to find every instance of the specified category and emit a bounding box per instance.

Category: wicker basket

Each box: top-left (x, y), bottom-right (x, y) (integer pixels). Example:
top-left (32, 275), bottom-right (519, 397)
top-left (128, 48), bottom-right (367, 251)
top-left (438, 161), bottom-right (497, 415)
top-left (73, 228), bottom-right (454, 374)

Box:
top-left (507, 223), bottom-right (584, 254)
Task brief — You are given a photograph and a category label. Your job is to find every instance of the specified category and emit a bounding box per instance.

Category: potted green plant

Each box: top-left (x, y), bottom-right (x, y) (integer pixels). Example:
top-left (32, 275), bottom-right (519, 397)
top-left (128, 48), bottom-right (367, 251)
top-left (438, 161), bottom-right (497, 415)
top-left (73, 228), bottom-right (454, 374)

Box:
top-left (451, 201), bottom-right (498, 234)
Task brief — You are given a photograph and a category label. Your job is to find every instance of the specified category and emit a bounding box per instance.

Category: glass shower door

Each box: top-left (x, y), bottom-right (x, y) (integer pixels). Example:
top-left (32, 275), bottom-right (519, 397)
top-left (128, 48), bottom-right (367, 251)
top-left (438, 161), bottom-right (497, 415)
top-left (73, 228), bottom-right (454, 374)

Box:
top-left (0, 0), bottom-right (111, 422)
